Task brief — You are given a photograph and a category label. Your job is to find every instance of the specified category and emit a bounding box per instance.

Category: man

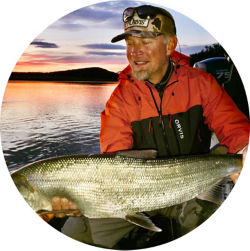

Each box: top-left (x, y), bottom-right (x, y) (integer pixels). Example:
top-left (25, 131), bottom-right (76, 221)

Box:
top-left (52, 4), bottom-right (249, 249)
top-left (99, 4), bottom-right (249, 247)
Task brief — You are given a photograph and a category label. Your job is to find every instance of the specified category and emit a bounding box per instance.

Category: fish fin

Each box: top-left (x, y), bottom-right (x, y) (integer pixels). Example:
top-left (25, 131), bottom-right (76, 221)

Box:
top-left (210, 144), bottom-right (228, 155)
top-left (125, 213), bottom-right (162, 232)
top-left (12, 173), bottom-right (34, 193)
top-left (89, 218), bottom-right (135, 248)
top-left (116, 150), bottom-right (157, 159)
top-left (197, 178), bottom-right (231, 205)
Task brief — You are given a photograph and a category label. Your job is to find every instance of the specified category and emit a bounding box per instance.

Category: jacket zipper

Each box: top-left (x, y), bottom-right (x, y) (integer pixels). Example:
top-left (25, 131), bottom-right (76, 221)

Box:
top-left (145, 80), bottom-right (178, 134)
top-left (144, 79), bottom-right (179, 155)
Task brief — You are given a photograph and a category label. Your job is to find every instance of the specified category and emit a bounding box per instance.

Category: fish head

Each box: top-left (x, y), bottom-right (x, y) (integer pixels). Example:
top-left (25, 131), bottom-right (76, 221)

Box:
top-left (11, 173), bottom-right (52, 212)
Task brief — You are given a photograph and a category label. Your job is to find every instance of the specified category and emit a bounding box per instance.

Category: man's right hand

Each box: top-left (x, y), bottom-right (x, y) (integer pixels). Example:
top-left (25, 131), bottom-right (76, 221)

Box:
top-left (39, 196), bottom-right (80, 222)
top-left (52, 196), bottom-right (78, 217)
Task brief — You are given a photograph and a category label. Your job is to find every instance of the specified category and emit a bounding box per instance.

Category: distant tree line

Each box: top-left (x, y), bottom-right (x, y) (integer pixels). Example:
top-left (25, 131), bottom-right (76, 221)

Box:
top-left (9, 67), bottom-right (119, 82)
top-left (190, 43), bottom-right (227, 66)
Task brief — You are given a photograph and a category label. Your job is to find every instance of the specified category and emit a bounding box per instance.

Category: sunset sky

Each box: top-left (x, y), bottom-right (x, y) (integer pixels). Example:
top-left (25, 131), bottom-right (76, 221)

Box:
top-left (13, 0), bottom-right (217, 73)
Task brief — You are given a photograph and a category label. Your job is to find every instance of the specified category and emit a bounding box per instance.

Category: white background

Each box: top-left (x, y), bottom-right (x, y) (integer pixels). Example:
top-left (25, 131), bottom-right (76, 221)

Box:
top-left (0, 0), bottom-right (249, 250)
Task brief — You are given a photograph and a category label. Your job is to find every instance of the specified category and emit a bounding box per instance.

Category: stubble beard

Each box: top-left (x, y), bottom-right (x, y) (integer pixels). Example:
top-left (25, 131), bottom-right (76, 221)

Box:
top-left (132, 68), bottom-right (153, 81)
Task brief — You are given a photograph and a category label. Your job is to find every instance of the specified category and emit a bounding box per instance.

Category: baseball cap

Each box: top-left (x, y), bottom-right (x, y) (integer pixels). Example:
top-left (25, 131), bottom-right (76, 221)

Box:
top-left (111, 5), bottom-right (176, 43)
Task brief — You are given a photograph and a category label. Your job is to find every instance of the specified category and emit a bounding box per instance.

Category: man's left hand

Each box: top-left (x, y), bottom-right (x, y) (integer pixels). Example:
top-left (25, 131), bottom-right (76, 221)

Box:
top-left (231, 145), bottom-right (248, 184)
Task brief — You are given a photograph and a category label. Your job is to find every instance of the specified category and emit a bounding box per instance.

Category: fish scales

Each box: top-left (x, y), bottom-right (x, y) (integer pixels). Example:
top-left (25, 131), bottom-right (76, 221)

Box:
top-left (11, 153), bottom-right (242, 220)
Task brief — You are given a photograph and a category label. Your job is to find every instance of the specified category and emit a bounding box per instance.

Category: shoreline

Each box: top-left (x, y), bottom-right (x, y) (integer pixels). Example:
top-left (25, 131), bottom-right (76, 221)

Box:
top-left (7, 80), bottom-right (118, 85)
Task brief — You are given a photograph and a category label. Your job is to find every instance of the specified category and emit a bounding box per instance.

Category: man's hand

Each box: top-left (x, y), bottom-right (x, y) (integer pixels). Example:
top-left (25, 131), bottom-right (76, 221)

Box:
top-left (231, 145), bottom-right (248, 184)
top-left (39, 197), bottom-right (79, 222)
top-left (242, 145), bottom-right (248, 164)
top-left (52, 196), bottom-right (79, 217)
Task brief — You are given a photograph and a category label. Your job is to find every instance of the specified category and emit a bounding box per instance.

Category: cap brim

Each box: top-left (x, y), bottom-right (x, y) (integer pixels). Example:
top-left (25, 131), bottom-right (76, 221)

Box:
top-left (111, 33), bottom-right (127, 43)
top-left (111, 30), bottom-right (163, 43)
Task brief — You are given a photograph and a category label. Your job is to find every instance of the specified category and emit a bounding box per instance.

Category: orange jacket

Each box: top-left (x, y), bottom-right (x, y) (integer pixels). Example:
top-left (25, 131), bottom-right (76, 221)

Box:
top-left (100, 62), bottom-right (249, 155)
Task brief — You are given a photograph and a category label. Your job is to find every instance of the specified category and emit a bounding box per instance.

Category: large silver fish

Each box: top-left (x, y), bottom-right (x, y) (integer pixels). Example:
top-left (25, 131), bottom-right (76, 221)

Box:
top-left (11, 150), bottom-right (242, 232)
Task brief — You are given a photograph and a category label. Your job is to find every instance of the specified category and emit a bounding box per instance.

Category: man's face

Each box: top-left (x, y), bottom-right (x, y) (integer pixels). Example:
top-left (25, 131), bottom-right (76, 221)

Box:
top-left (125, 35), bottom-right (169, 84)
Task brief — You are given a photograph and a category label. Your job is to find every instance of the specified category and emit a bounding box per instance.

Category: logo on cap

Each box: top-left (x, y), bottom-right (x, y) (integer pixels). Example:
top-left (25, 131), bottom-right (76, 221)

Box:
top-left (125, 15), bottom-right (149, 30)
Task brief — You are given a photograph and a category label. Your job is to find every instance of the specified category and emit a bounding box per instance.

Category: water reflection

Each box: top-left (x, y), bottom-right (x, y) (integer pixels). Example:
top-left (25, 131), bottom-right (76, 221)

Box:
top-left (1, 81), bottom-right (117, 171)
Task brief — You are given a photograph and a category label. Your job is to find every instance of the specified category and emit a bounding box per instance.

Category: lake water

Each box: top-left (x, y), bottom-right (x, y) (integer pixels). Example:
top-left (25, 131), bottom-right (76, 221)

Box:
top-left (1, 81), bottom-right (117, 172)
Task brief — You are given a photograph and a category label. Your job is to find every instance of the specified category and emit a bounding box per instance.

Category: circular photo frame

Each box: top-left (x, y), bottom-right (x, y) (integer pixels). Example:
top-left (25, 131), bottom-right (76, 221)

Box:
top-left (0, 1), bottom-right (249, 251)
